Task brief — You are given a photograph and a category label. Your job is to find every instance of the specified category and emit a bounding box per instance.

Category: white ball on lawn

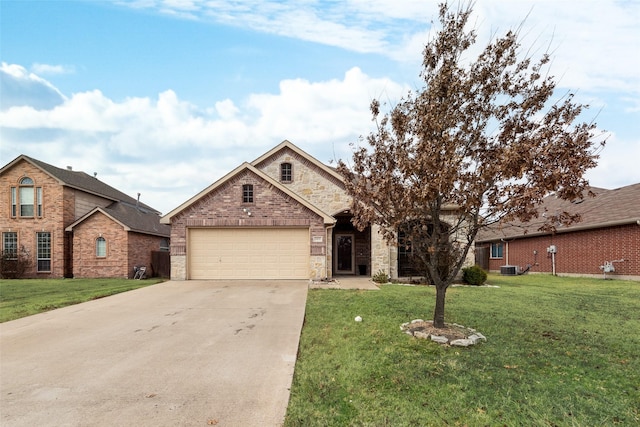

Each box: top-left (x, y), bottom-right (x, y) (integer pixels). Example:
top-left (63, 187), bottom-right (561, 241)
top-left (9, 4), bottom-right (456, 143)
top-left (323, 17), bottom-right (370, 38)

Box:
top-left (354, 316), bottom-right (362, 322)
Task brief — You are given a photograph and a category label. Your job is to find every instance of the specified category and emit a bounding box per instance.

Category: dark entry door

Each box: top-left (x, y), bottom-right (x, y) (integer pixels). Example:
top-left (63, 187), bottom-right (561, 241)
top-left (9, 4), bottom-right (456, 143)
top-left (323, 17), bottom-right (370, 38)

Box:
top-left (335, 233), bottom-right (354, 274)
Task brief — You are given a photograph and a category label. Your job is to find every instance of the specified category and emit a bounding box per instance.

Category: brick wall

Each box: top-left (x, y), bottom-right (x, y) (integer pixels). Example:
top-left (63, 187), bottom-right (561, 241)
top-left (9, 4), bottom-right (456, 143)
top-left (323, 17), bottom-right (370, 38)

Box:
top-left (169, 169), bottom-right (328, 280)
top-left (128, 232), bottom-right (165, 278)
top-left (71, 211), bottom-right (165, 278)
top-left (485, 224), bottom-right (640, 280)
top-left (1, 160), bottom-right (67, 278)
top-left (71, 212), bottom-right (129, 278)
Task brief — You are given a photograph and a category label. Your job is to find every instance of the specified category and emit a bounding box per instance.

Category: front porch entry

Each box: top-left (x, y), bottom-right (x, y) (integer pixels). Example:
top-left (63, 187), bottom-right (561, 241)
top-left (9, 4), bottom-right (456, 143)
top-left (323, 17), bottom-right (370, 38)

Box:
top-left (333, 212), bottom-right (371, 276)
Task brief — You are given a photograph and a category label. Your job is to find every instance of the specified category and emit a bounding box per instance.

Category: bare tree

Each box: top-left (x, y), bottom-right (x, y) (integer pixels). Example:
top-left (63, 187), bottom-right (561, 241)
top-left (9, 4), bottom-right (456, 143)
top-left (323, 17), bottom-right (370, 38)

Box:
top-left (337, 2), bottom-right (604, 328)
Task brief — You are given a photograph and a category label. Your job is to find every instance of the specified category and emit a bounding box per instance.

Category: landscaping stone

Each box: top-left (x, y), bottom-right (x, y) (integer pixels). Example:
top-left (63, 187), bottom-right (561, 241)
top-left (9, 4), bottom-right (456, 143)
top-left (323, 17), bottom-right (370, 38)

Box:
top-left (400, 319), bottom-right (486, 347)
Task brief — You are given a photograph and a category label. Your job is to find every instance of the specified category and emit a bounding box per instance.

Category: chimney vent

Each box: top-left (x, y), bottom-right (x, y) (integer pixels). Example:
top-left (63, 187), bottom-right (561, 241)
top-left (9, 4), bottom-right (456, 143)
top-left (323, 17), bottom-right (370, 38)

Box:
top-left (67, 166), bottom-right (72, 171)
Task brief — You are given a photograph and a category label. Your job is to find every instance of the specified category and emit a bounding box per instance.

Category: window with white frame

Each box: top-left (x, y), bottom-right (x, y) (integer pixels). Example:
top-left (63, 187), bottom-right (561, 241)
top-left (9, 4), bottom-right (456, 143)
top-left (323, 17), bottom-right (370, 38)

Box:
top-left (11, 177), bottom-right (43, 218)
top-left (2, 232), bottom-right (18, 259)
top-left (490, 242), bottom-right (503, 258)
top-left (37, 232), bottom-right (51, 272)
top-left (96, 237), bottom-right (106, 257)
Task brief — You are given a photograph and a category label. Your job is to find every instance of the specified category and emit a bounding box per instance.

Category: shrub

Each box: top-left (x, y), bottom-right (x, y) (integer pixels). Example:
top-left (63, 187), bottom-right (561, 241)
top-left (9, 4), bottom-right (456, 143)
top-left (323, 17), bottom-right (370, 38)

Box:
top-left (462, 265), bottom-right (487, 286)
top-left (0, 247), bottom-right (32, 279)
top-left (372, 270), bottom-right (390, 284)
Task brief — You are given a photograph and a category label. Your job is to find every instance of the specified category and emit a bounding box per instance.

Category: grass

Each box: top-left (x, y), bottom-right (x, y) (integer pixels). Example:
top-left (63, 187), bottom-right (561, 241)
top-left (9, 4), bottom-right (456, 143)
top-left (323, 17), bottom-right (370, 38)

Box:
top-left (285, 274), bottom-right (640, 426)
top-left (0, 277), bottom-right (165, 322)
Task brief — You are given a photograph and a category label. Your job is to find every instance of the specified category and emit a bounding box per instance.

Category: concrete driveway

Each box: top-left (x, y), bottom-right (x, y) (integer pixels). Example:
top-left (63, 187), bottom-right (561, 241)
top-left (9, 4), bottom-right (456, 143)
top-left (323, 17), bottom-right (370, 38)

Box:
top-left (0, 280), bottom-right (308, 426)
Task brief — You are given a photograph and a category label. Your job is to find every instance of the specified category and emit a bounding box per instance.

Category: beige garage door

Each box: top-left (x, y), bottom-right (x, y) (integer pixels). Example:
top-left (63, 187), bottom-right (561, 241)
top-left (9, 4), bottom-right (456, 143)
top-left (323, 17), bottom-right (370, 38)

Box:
top-left (188, 228), bottom-right (310, 279)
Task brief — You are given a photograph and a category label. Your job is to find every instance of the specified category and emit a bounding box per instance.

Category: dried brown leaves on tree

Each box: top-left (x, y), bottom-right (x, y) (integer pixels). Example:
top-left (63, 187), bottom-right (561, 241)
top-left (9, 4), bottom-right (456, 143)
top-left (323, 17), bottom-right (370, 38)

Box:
top-left (337, 2), bottom-right (605, 328)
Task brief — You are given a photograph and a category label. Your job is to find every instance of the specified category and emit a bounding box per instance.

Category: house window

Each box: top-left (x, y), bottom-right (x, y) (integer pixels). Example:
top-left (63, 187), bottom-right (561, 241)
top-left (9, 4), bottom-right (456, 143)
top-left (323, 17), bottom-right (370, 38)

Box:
top-left (37, 187), bottom-right (43, 216)
top-left (11, 187), bottom-right (16, 217)
top-left (37, 232), bottom-right (51, 272)
top-left (242, 184), bottom-right (254, 203)
top-left (11, 177), bottom-right (42, 218)
top-left (2, 232), bottom-right (18, 258)
top-left (280, 162), bottom-right (292, 183)
top-left (160, 238), bottom-right (170, 252)
top-left (491, 242), bottom-right (503, 258)
top-left (96, 237), bottom-right (106, 257)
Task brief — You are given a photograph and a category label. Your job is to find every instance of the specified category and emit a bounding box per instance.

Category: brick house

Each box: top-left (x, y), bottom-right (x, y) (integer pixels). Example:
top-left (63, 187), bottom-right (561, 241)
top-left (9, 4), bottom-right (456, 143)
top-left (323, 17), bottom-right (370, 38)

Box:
top-left (161, 140), bottom-right (475, 281)
top-left (0, 155), bottom-right (170, 279)
top-left (475, 183), bottom-right (640, 281)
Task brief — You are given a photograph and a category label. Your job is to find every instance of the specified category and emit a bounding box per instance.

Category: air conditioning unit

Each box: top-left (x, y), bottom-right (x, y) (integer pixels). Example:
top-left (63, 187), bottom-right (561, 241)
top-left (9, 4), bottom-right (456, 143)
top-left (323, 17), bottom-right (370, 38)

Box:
top-left (500, 265), bottom-right (518, 276)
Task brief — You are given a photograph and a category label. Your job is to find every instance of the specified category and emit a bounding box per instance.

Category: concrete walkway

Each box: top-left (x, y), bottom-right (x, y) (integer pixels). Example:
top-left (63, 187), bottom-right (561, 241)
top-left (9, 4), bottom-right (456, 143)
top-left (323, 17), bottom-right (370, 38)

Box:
top-left (0, 280), bottom-right (308, 427)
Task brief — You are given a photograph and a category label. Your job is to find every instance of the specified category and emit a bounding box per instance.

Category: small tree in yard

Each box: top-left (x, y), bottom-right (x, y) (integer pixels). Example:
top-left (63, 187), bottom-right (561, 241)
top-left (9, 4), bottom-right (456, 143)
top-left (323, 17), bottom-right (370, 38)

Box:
top-left (337, 2), bottom-right (604, 328)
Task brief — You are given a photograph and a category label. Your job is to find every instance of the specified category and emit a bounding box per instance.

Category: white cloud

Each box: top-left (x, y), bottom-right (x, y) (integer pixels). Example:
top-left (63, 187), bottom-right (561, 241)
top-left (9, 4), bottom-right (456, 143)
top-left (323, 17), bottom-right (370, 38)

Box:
top-left (0, 62), bottom-right (67, 110)
top-left (112, 0), bottom-right (640, 99)
top-left (31, 63), bottom-right (75, 75)
top-left (0, 65), bottom-right (406, 214)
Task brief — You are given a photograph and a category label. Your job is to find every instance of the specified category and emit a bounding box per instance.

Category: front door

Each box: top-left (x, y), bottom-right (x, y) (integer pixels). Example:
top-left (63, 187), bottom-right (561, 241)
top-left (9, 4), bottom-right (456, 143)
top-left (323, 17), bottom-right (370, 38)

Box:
top-left (335, 233), bottom-right (354, 274)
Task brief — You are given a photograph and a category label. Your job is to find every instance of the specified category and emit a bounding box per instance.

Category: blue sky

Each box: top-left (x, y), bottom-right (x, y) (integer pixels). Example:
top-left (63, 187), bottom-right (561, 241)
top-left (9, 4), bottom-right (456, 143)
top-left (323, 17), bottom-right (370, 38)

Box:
top-left (1, 0), bottom-right (639, 214)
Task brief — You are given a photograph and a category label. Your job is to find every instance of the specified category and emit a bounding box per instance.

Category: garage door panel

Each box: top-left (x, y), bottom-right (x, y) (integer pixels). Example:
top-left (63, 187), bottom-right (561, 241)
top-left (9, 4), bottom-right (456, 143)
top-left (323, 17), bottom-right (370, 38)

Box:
top-left (188, 228), bottom-right (310, 280)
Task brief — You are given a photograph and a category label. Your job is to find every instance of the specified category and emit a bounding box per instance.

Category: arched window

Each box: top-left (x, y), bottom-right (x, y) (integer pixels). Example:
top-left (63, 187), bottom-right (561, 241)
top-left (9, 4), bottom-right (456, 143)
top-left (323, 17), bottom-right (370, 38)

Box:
top-left (11, 177), bottom-right (42, 217)
top-left (96, 237), bottom-right (106, 257)
top-left (280, 162), bottom-right (292, 182)
top-left (19, 177), bottom-right (34, 217)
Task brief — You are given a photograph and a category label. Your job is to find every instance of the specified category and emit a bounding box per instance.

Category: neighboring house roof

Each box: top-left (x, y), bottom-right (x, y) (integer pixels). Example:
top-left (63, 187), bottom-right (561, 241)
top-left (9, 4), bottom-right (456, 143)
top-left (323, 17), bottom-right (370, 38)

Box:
top-left (476, 183), bottom-right (640, 242)
top-left (65, 202), bottom-right (171, 237)
top-left (2, 154), bottom-right (168, 237)
top-left (1, 154), bottom-right (158, 213)
top-left (161, 162), bottom-right (336, 225)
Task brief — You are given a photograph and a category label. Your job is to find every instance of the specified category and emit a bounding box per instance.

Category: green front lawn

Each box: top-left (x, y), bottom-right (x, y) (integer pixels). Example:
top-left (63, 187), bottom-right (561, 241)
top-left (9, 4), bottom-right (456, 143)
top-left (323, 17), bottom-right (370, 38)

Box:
top-left (0, 278), bottom-right (165, 322)
top-left (285, 274), bottom-right (640, 426)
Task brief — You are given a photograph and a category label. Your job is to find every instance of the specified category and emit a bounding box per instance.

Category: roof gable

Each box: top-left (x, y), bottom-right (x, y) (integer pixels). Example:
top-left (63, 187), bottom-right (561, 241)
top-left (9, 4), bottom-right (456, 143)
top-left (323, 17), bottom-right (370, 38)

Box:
top-left (251, 140), bottom-right (344, 184)
top-left (161, 162), bottom-right (335, 224)
top-left (66, 202), bottom-right (171, 237)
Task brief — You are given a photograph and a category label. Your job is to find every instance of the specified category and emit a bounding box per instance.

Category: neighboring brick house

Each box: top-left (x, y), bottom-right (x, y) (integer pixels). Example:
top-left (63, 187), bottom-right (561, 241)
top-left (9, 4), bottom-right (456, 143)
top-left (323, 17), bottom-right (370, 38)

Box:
top-left (161, 140), bottom-right (475, 281)
top-left (475, 183), bottom-right (640, 281)
top-left (0, 155), bottom-right (170, 279)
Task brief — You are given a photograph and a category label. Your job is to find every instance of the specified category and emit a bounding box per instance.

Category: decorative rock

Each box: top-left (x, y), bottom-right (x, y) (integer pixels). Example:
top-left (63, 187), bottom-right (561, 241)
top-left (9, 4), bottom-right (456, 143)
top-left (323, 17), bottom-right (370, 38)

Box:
top-left (414, 331), bottom-right (430, 340)
top-left (430, 335), bottom-right (449, 344)
top-left (468, 333), bottom-right (486, 344)
top-left (400, 320), bottom-right (487, 347)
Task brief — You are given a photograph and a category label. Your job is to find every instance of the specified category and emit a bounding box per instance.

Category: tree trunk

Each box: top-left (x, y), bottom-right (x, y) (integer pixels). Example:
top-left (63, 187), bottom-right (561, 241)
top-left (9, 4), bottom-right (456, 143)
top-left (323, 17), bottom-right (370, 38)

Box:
top-left (433, 284), bottom-right (447, 328)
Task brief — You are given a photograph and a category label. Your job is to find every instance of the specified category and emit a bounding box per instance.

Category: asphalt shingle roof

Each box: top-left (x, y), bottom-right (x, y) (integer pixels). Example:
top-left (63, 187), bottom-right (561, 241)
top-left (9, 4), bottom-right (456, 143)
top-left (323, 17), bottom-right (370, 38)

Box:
top-left (22, 155), bottom-right (158, 212)
top-left (476, 183), bottom-right (640, 242)
top-left (102, 202), bottom-right (171, 237)
top-left (4, 154), bottom-right (169, 237)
